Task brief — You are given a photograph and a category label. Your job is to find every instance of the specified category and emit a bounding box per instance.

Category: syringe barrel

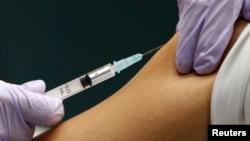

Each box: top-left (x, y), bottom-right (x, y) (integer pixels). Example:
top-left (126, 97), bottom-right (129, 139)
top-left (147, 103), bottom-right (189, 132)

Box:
top-left (45, 63), bottom-right (116, 100)
top-left (45, 77), bottom-right (85, 100)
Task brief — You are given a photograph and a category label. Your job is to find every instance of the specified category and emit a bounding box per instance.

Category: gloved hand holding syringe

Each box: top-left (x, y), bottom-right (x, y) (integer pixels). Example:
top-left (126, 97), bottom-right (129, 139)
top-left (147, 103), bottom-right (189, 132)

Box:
top-left (34, 44), bottom-right (164, 137)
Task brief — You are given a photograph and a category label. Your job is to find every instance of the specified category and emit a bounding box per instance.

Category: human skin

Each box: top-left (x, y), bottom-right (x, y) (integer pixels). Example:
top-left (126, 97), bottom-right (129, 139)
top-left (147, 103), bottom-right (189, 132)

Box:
top-left (33, 19), bottom-right (247, 141)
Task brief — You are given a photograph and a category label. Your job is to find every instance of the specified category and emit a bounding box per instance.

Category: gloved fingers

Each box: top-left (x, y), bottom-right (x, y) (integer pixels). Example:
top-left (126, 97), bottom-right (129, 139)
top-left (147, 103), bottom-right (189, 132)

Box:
top-left (176, 1), bottom-right (208, 73)
top-left (176, 0), bottom-right (190, 32)
top-left (18, 88), bottom-right (65, 126)
top-left (242, 0), bottom-right (250, 20)
top-left (21, 79), bottom-right (46, 94)
top-left (193, 1), bottom-right (243, 75)
top-left (21, 80), bottom-right (64, 125)
top-left (0, 97), bottom-right (35, 140)
top-left (5, 81), bottom-right (65, 126)
top-left (0, 80), bottom-right (64, 140)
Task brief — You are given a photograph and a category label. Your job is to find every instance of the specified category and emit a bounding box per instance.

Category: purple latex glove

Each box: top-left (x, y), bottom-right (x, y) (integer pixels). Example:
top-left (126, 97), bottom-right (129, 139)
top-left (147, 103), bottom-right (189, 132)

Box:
top-left (176, 0), bottom-right (250, 75)
top-left (0, 80), bottom-right (64, 141)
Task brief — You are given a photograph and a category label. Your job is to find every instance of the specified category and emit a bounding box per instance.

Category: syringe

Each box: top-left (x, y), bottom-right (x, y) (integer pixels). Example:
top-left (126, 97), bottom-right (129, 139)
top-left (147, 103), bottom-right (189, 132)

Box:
top-left (33, 44), bottom-right (163, 138)
top-left (45, 44), bottom-right (163, 100)
top-left (45, 53), bottom-right (143, 100)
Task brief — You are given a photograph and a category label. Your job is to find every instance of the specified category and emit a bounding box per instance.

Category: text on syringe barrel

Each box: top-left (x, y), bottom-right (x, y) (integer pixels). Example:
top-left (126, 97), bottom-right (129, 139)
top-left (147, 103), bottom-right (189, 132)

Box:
top-left (45, 63), bottom-right (116, 100)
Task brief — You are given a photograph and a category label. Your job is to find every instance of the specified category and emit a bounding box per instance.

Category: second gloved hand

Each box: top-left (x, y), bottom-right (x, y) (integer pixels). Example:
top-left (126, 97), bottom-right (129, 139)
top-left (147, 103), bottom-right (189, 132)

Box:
top-left (0, 80), bottom-right (64, 141)
top-left (176, 0), bottom-right (250, 75)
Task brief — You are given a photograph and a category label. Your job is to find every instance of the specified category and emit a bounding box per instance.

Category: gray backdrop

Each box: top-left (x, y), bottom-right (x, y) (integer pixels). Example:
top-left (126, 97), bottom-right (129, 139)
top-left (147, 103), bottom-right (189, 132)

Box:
top-left (1, 1), bottom-right (178, 120)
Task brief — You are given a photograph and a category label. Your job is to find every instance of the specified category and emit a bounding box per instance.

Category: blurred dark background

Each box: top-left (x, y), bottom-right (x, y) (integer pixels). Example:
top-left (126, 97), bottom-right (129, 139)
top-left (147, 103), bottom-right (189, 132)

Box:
top-left (0, 0), bottom-right (178, 120)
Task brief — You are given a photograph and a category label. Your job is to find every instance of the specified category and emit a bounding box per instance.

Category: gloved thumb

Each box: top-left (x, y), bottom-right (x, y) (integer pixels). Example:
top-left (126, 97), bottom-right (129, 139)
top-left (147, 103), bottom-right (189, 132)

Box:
top-left (242, 0), bottom-right (250, 20)
top-left (22, 79), bottom-right (46, 94)
top-left (19, 80), bottom-right (64, 126)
